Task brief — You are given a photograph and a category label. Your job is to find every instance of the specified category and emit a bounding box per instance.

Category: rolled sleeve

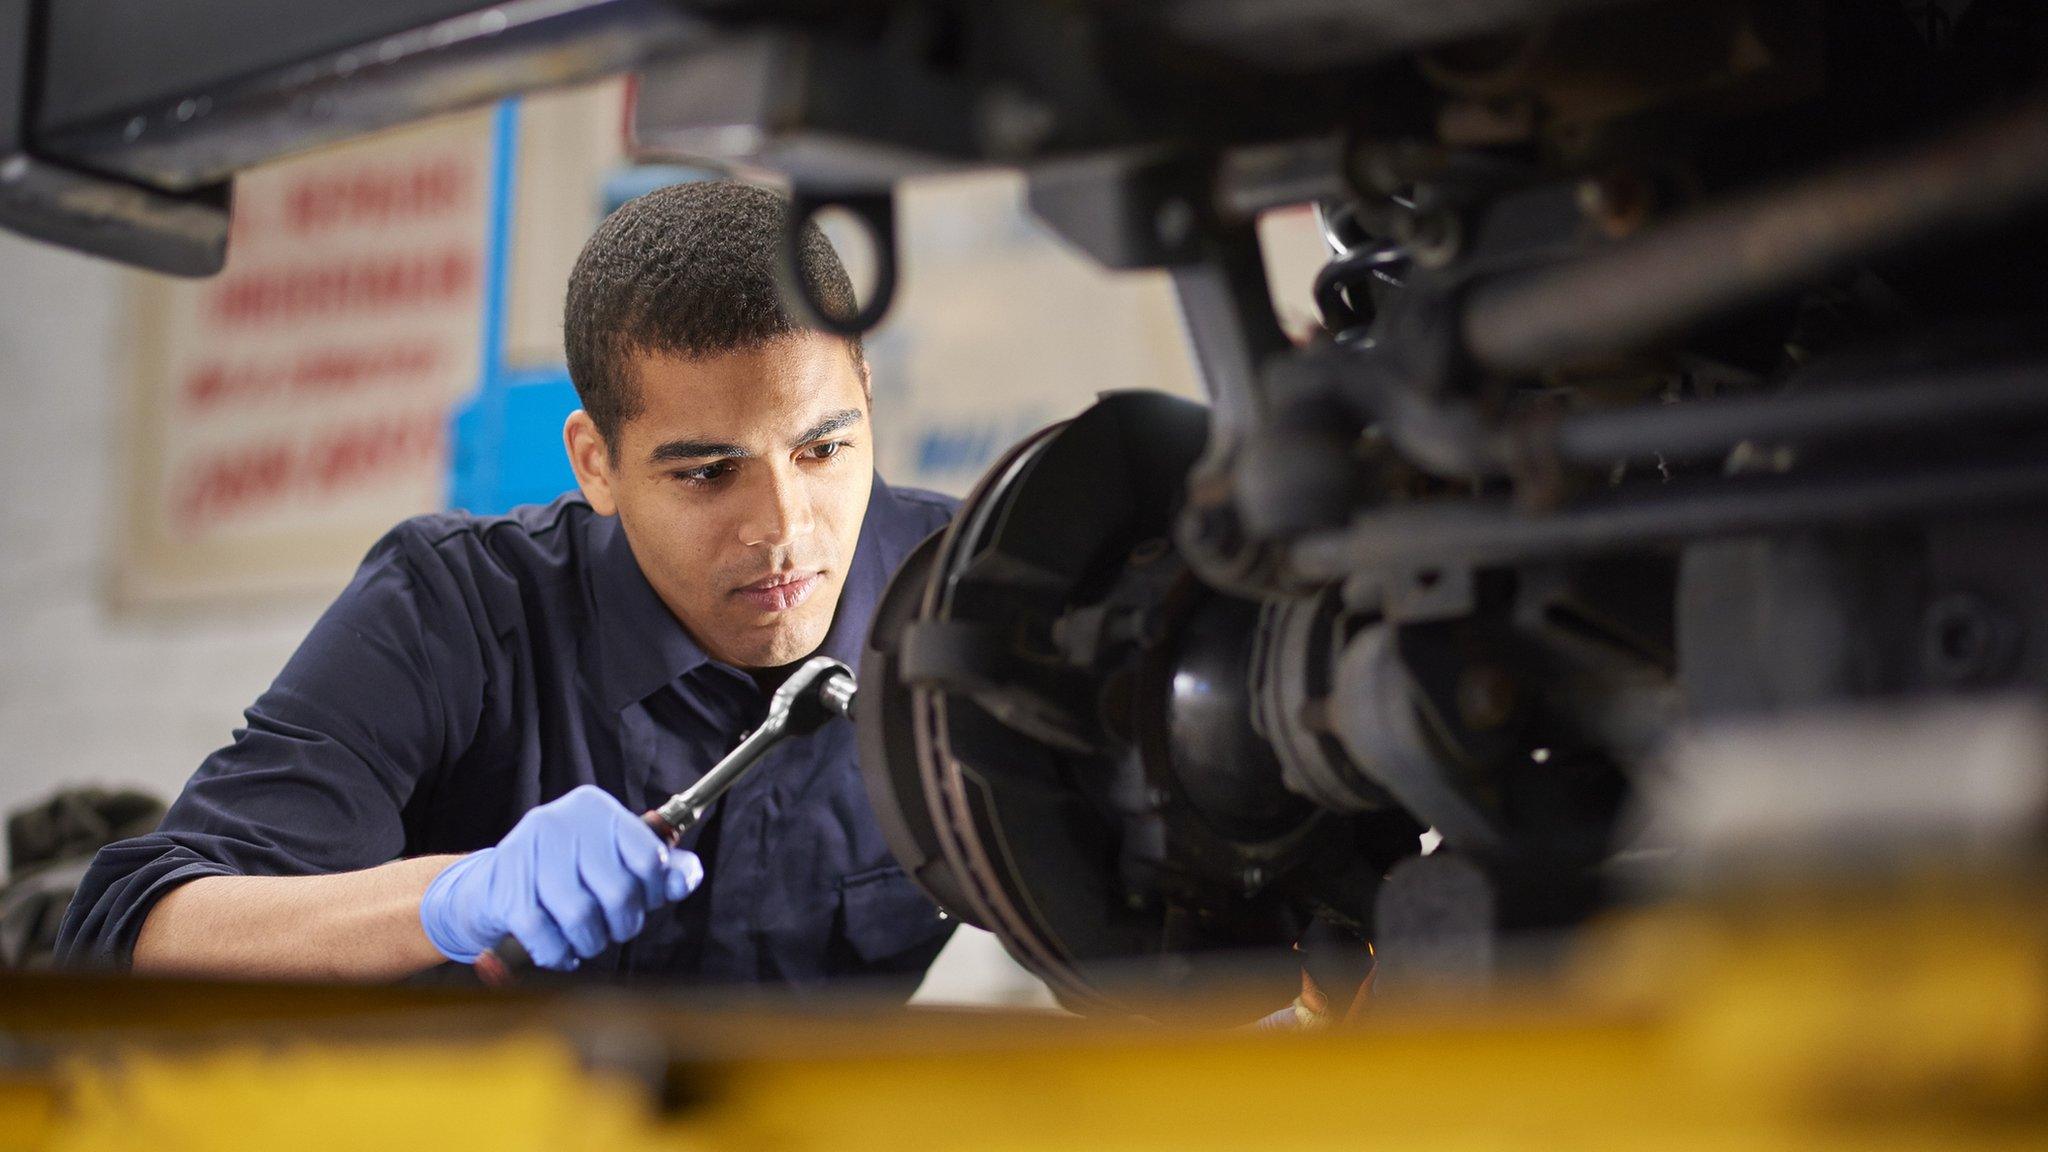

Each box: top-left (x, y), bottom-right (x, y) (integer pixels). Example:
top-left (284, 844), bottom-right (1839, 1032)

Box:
top-left (55, 524), bottom-right (485, 968)
top-left (55, 843), bottom-right (237, 968)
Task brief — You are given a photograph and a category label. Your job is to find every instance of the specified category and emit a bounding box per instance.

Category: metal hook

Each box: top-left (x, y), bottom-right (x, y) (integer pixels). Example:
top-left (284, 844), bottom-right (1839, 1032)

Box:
top-left (782, 188), bottom-right (898, 338)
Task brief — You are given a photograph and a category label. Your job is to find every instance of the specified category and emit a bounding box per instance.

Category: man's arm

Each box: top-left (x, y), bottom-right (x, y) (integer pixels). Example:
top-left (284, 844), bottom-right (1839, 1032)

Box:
top-left (58, 524), bottom-right (705, 979)
top-left (56, 524), bottom-right (483, 972)
top-left (127, 786), bottom-right (705, 980)
top-left (132, 856), bottom-right (458, 982)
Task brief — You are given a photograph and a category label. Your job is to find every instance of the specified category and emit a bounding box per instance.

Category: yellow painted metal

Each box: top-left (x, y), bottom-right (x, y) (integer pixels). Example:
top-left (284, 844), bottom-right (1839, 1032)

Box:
top-left (0, 1079), bottom-right (56, 1152)
top-left (36, 1037), bottom-right (670, 1152)
top-left (4, 882), bottom-right (2045, 1151)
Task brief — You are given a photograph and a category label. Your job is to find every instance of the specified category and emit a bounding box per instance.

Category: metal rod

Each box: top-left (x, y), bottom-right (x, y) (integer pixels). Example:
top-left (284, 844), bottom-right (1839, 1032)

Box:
top-left (1548, 362), bottom-right (2048, 465)
top-left (1291, 456), bottom-right (2048, 576)
top-left (1463, 94), bottom-right (2048, 374)
top-left (1307, 351), bottom-right (2048, 485)
top-left (474, 657), bottom-right (854, 985)
top-left (653, 721), bottom-right (784, 836)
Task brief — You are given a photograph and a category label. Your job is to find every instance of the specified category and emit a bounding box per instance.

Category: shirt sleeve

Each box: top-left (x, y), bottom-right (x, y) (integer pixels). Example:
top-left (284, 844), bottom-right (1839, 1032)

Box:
top-left (54, 523), bottom-right (487, 968)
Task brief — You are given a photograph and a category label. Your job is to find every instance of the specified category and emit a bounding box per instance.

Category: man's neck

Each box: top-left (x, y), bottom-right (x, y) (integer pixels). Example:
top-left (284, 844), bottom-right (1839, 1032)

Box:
top-left (748, 661), bottom-right (800, 697)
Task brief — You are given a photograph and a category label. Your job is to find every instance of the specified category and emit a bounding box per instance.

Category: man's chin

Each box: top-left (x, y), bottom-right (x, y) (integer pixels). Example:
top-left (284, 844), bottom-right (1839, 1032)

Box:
top-left (718, 617), bottom-right (830, 671)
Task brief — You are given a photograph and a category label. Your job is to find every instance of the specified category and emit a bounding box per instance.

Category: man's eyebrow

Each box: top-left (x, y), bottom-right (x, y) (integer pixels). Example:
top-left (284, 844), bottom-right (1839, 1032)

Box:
top-left (791, 408), bottom-right (865, 449)
top-left (648, 438), bottom-right (751, 464)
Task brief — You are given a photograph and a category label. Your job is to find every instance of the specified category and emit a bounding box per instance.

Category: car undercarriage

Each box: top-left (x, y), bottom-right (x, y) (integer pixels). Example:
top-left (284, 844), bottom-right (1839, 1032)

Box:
top-left (7, 0), bottom-right (2048, 1021)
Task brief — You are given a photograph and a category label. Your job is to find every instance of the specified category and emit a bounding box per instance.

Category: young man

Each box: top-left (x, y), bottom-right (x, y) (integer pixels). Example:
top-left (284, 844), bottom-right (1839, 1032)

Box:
top-left (57, 181), bottom-right (958, 992)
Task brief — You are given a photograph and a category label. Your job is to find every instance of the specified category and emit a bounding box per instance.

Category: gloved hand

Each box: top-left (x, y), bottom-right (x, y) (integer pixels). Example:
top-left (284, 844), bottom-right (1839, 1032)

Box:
top-left (419, 784), bottom-right (703, 970)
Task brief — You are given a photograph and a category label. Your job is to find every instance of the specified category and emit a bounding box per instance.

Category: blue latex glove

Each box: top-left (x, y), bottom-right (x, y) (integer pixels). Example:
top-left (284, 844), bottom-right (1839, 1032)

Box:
top-left (419, 784), bottom-right (703, 970)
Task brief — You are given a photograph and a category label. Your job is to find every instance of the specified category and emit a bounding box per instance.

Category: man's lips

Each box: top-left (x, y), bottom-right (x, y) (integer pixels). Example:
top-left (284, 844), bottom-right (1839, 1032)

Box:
top-left (734, 570), bottom-right (824, 613)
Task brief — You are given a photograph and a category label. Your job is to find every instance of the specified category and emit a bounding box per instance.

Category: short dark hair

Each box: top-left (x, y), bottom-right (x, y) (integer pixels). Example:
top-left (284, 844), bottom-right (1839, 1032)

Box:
top-left (564, 180), bottom-right (866, 453)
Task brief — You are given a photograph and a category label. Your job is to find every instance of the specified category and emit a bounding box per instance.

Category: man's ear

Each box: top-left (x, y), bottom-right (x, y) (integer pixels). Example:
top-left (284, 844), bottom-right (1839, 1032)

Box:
top-left (563, 410), bottom-right (619, 516)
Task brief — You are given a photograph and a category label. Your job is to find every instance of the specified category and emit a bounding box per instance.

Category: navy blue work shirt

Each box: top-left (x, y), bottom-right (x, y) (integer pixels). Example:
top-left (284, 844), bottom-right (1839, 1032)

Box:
top-left (57, 474), bottom-right (958, 995)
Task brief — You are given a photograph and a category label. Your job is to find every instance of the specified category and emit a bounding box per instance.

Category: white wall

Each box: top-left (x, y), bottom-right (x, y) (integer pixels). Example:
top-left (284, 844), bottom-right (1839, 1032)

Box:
top-left (0, 232), bottom-right (327, 862)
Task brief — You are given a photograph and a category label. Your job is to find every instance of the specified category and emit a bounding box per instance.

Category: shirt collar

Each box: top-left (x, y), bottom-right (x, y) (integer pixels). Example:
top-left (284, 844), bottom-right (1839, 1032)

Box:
top-left (590, 507), bottom-right (714, 712)
top-left (590, 471), bottom-right (897, 711)
top-left (815, 472), bottom-right (895, 672)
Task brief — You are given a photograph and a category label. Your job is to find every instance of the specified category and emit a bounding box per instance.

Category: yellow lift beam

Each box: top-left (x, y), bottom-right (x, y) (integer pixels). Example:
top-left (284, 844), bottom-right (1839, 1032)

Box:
top-left (3, 881), bottom-right (2044, 1152)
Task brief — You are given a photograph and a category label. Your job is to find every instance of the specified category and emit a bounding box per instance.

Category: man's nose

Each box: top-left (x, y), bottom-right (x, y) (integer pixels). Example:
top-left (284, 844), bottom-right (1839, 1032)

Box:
top-left (738, 465), bottom-right (817, 548)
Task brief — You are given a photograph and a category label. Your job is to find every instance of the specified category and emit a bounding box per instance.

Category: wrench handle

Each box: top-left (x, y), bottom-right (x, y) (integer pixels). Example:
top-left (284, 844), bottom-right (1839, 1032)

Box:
top-left (472, 808), bottom-right (680, 987)
top-left (467, 659), bottom-right (852, 989)
top-left (643, 808), bottom-right (683, 845)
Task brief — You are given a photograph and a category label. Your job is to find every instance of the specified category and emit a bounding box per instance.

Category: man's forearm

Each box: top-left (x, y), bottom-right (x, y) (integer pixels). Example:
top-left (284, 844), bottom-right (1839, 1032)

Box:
top-left (131, 856), bottom-right (461, 981)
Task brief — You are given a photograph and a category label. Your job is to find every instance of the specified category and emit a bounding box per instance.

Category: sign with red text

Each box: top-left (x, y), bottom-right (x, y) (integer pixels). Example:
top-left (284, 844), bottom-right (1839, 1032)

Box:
top-left (115, 111), bottom-right (494, 608)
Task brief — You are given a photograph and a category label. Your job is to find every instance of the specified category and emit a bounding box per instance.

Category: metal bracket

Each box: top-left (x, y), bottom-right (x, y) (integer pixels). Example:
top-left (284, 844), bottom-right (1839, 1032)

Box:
top-left (0, 0), bottom-right (228, 275)
top-left (783, 188), bottom-right (898, 337)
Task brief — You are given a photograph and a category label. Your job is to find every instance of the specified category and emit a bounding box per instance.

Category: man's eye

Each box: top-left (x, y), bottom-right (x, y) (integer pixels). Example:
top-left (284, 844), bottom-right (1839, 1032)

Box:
top-left (675, 462), bottom-right (734, 486)
top-left (806, 440), bottom-right (849, 461)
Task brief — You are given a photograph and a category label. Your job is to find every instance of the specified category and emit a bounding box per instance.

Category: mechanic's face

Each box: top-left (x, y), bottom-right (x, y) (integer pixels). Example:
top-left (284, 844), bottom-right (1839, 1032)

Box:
top-left (566, 333), bottom-right (872, 670)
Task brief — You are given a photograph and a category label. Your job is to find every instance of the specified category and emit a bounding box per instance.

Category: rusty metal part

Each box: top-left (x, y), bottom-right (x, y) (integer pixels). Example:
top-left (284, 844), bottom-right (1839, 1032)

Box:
top-left (1540, 360), bottom-right (2048, 467)
top-left (1329, 627), bottom-right (1505, 852)
top-left (1464, 93), bottom-right (2048, 374)
top-left (1292, 454), bottom-right (2048, 576)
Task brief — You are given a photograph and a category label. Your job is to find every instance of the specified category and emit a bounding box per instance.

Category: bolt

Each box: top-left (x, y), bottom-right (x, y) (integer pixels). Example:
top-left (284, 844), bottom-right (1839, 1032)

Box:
top-left (1128, 537), bottom-right (1169, 567)
top-left (979, 86), bottom-right (1056, 158)
top-left (1923, 592), bottom-right (2021, 686)
top-left (1155, 197), bottom-right (1197, 251)
top-left (1577, 172), bottom-right (1653, 239)
top-left (1724, 441), bottom-right (1798, 476)
top-left (1456, 664), bottom-right (1517, 730)
top-left (1397, 208), bottom-right (1463, 270)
